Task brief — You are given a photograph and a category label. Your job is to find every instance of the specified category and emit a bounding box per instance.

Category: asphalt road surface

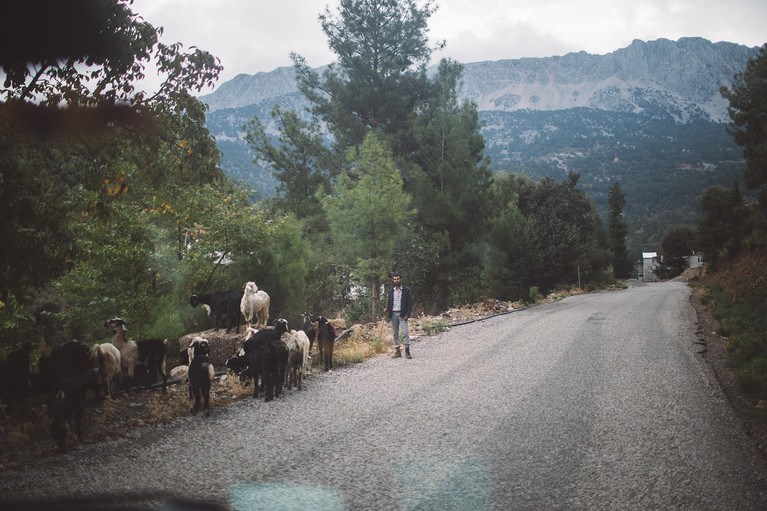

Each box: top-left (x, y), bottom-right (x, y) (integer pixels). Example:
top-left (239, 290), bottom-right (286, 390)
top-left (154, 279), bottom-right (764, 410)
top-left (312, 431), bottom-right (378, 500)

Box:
top-left (3, 281), bottom-right (767, 510)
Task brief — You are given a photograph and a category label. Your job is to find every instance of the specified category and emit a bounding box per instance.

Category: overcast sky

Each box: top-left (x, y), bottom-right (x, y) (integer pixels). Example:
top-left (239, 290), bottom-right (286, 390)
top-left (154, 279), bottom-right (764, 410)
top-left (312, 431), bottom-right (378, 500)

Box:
top-left (130, 0), bottom-right (767, 93)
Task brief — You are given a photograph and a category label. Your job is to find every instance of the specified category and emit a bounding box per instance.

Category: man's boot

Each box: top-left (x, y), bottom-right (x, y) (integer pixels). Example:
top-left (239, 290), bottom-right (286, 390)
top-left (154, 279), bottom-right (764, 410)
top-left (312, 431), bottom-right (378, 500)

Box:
top-left (392, 347), bottom-right (402, 358)
top-left (405, 347), bottom-right (412, 359)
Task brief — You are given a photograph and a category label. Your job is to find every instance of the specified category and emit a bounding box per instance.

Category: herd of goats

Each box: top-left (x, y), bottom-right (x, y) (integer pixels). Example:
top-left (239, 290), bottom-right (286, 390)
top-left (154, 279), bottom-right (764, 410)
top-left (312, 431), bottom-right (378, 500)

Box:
top-left (0, 282), bottom-right (338, 452)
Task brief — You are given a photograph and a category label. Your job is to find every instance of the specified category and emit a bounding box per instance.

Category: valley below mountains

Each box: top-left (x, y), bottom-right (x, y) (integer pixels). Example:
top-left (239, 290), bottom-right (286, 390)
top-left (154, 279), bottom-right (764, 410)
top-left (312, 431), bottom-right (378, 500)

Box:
top-left (199, 37), bottom-right (760, 258)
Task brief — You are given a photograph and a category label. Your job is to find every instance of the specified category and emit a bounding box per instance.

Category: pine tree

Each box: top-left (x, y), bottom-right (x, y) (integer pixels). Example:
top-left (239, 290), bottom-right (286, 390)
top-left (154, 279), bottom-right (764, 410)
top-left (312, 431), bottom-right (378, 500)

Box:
top-left (319, 131), bottom-right (412, 321)
top-left (408, 59), bottom-right (493, 311)
top-left (721, 43), bottom-right (767, 212)
top-left (607, 181), bottom-right (632, 278)
top-left (293, 0), bottom-right (438, 151)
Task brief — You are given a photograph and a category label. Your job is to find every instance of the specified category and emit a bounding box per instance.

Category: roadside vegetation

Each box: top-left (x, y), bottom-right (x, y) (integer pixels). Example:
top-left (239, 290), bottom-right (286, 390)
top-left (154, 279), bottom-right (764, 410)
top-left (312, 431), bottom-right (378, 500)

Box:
top-left (696, 250), bottom-right (767, 410)
top-left (691, 43), bottom-right (767, 412)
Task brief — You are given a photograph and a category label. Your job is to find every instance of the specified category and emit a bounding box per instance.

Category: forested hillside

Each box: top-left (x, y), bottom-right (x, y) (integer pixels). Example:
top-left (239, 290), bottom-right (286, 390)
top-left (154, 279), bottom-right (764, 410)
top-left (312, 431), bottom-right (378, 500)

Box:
top-left (486, 110), bottom-right (746, 257)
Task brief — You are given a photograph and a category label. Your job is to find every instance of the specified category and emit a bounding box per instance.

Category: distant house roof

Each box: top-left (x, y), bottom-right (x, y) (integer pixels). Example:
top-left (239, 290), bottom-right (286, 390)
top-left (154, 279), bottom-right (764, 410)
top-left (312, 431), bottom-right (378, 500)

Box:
top-left (642, 252), bottom-right (658, 259)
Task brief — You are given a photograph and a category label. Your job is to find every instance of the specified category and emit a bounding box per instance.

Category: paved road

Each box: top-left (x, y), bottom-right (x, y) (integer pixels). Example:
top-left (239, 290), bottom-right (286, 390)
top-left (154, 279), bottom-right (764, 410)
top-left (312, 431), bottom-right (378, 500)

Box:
top-left (3, 281), bottom-right (767, 510)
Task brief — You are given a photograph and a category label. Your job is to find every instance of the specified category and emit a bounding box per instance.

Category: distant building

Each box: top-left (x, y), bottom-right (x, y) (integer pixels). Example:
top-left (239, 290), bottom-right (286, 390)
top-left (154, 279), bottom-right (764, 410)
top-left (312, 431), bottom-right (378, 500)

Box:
top-left (642, 252), bottom-right (659, 282)
top-left (685, 252), bottom-right (703, 269)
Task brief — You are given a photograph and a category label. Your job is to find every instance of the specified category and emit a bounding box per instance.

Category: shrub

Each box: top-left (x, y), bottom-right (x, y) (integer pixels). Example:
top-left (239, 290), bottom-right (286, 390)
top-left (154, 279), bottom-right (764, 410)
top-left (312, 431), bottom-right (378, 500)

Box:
top-left (423, 321), bottom-right (448, 336)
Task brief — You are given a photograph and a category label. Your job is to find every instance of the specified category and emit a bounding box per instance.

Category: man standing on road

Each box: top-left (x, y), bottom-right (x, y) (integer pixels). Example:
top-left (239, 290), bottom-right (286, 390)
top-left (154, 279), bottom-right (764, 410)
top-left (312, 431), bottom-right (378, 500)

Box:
top-left (384, 273), bottom-right (413, 359)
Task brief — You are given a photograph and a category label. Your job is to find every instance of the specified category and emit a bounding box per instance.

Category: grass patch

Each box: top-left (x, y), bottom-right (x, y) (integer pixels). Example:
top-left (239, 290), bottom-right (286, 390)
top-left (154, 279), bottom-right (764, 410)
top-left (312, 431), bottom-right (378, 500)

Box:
top-left (422, 321), bottom-right (448, 335)
top-left (334, 338), bottom-right (368, 366)
top-left (699, 282), bottom-right (767, 404)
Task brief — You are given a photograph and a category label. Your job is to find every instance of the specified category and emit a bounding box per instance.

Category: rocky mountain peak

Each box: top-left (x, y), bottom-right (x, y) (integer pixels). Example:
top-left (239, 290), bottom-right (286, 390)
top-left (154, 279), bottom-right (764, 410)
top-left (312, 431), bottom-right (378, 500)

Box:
top-left (200, 37), bottom-right (758, 123)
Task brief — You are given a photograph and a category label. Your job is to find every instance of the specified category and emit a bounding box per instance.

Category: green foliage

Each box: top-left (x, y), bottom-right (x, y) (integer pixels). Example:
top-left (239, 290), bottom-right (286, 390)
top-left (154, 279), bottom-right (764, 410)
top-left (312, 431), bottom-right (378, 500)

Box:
top-left (607, 182), bottom-right (632, 278)
top-left (697, 183), bottom-right (749, 269)
top-left (654, 224), bottom-right (698, 278)
top-left (514, 173), bottom-right (612, 294)
top-left (344, 288), bottom-right (386, 325)
top-left (391, 220), bottom-right (440, 307)
top-left (407, 59), bottom-right (494, 311)
top-left (422, 321), bottom-right (448, 336)
top-left (0, 0), bottom-right (224, 349)
top-left (320, 131), bottom-right (412, 320)
top-left (0, 133), bottom-right (74, 304)
top-left (243, 106), bottom-right (338, 231)
top-left (304, 0), bottom-right (438, 147)
top-left (480, 173), bottom-right (537, 300)
top-left (701, 284), bottom-right (767, 402)
top-left (528, 287), bottom-right (542, 304)
top-left (490, 110), bottom-right (747, 259)
top-left (227, 213), bottom-right (312, 323)
top-left (721, 44), bottom-right (767, 210)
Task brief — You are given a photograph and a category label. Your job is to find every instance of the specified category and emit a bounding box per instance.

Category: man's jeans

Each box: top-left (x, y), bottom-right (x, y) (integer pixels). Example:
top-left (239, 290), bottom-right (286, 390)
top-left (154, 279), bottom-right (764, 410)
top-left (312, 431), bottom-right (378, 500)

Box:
top-left (391, 311), bottom-right (410, 348)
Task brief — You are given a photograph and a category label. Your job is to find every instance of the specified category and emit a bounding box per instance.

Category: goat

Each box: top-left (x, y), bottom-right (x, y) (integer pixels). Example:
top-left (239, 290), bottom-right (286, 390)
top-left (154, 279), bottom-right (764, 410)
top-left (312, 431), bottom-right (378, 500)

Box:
top-left (295, 330), bottom-right (311, 385)
top-left (47, 369), bottom-right (101, 452)
top-left (271, 336), bottom-right (288, 398)
top-left (229, 319), bottom-right (289, 401)
top-left (88, 343), bottom-right (122, 398)
top-left (314, 316), bottom-right (336, 371)
top-left (301, 312), bottom-right (317, 355)
top-left (188, 337), bottom-right (215, 417)
top-left (0, 342), bottom-right (32, 414)
top-left (190, 290), bottom-right (243, 333)
top-left (104, 318), bottom-right (169, 392)
top-left (224, 327), bottom-right (257, 384)
top-left (34, 340), bottom-right (92, 396)
top-left (282, 329), bottom-right (310, 391)
top-left (240, 281), bottom-right (271, 329)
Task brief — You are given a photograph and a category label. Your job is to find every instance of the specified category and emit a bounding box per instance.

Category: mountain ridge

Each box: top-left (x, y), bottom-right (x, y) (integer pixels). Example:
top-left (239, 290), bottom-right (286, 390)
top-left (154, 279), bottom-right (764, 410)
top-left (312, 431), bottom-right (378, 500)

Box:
top-left (201, 37), bottom-right (757, 123)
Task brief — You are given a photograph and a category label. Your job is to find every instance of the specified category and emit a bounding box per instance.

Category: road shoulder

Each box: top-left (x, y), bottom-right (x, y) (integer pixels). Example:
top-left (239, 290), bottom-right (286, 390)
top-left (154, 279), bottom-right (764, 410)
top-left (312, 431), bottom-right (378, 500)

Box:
top-left (690, 286), bottom-right (767, 461)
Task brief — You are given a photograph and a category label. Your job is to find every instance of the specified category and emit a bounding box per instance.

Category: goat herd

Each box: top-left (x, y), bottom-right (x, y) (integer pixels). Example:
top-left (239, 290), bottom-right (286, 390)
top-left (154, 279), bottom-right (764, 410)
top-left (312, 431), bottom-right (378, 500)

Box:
top-left (0, 281), bottom-right (337, 452)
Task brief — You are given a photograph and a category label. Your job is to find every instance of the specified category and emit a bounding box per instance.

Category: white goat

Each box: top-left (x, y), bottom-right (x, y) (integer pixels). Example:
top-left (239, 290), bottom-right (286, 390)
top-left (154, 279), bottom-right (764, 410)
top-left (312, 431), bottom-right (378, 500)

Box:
top-left (88, 343), bottom-right (122, 398)
top-left (187, 336), bottom-right (206, 366)
top-left (281, 329), bottom-right (311, 391)
top-left (240, 282), bottom-right (270, 329)
top-left (104, 318), bottom-right (169, 392)
top-left (105, 318), bottom-right (139, 388)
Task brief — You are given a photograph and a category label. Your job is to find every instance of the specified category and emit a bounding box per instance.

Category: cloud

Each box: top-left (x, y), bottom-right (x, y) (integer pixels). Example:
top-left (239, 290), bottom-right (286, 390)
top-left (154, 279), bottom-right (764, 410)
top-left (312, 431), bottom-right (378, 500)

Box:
top-left (129, 0), bottom-right (767, 94)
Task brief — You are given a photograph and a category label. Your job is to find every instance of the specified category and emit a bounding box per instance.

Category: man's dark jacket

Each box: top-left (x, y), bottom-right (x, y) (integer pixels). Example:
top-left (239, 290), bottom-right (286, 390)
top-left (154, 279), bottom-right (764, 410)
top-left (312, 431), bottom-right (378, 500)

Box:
top-left (386, 285), bottom-right (413, 319)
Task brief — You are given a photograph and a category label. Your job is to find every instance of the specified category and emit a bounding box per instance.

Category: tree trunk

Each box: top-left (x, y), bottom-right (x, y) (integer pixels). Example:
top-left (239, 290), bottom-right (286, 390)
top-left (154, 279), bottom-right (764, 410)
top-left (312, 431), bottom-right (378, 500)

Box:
top-left (431, 277), bottom-right (449, 315)
top-left (371, 275), bottom-right (379, 322)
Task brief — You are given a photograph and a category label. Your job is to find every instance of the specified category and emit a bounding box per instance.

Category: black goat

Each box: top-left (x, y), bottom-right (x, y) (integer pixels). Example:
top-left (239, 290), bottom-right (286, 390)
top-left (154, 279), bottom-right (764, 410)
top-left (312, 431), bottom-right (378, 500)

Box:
top-left (271, 337), bottom-right (288, 398)
top-left (0, 342), bottom-right (32, 414)
top-left (188, 338), bottom-right (215, 417)
top-left (314, 316), bottom-right (336, 371)
top-left (34, 340), bottom-right (92, 396)
top-left (301, 312), bottom-right (316, 354)
top-left (47, 369), bottom-right (101, 452)
top-left (228, 318), bottom-right (289, 401)
top-left (190, 290), bottom-right (243, 333)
